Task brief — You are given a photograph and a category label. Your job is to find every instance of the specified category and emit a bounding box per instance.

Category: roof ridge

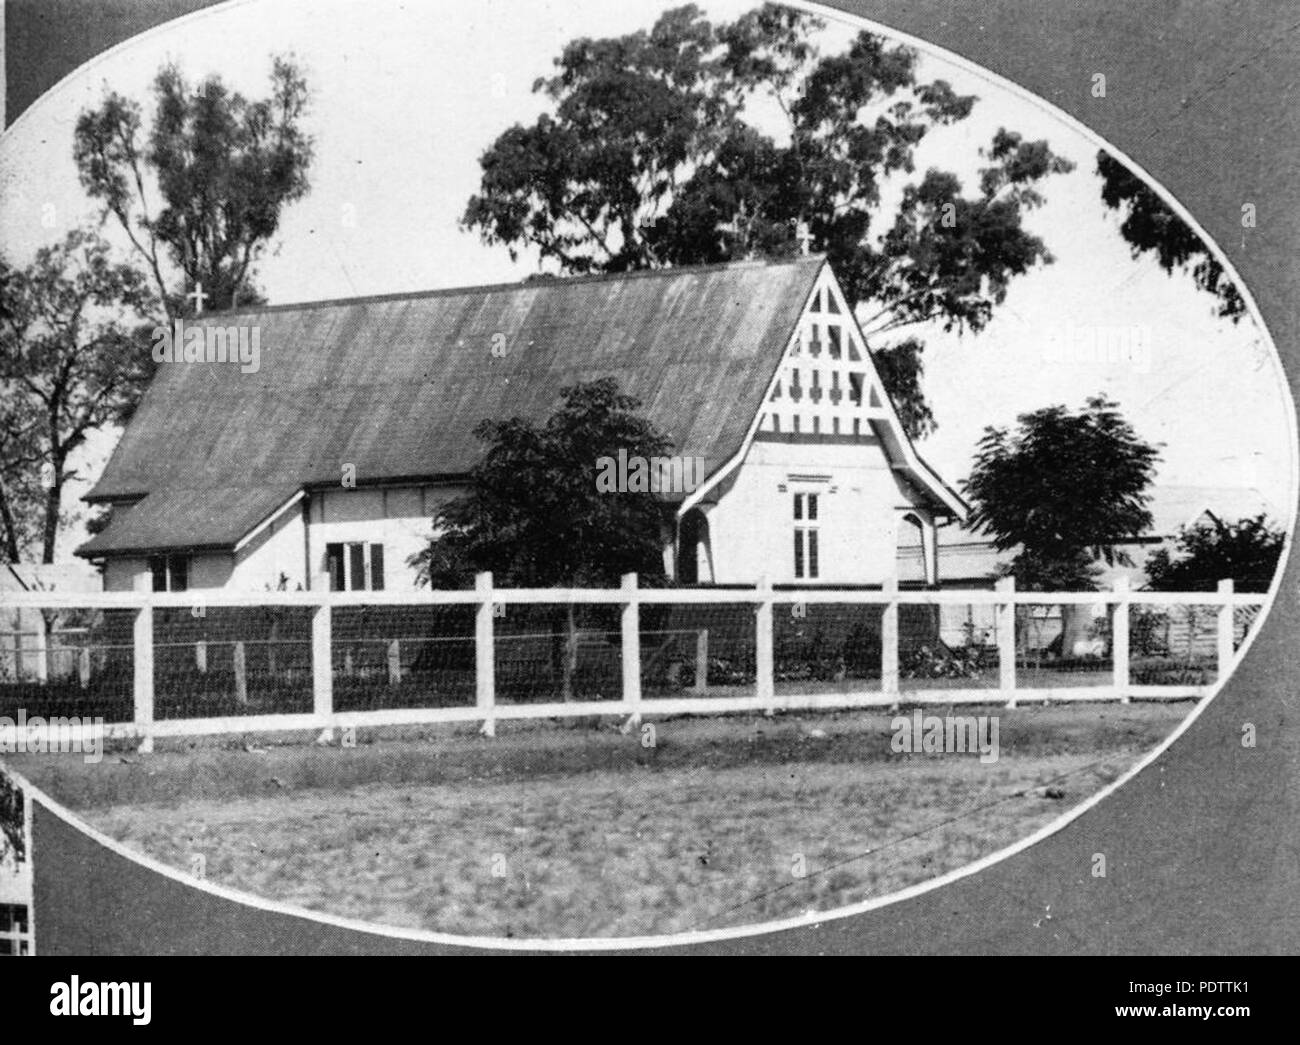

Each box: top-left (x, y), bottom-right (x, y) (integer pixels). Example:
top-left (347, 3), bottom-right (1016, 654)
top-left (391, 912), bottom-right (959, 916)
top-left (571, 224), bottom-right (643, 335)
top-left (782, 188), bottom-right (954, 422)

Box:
top-left (196, 254), bottom-right (828, 320)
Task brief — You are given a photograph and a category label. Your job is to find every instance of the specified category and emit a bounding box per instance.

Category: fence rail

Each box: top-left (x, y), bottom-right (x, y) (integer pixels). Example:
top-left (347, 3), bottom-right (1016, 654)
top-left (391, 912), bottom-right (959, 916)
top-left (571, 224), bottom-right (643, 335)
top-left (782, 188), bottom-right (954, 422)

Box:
top-left (0, 574), bottom-right (1265, 752)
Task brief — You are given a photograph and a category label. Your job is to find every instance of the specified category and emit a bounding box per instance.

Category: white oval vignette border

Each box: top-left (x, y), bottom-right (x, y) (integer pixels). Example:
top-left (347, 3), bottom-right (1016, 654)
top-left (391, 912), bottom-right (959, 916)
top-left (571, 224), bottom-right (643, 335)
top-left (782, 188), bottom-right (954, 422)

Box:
top-left (0, 0), bottom-right (1295, 953)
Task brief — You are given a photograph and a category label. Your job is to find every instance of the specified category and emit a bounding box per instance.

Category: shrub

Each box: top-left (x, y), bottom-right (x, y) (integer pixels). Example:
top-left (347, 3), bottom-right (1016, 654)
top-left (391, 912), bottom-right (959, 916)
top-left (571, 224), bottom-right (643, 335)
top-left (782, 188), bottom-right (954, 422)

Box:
top-left (902, 644), bottom-right (983, 680)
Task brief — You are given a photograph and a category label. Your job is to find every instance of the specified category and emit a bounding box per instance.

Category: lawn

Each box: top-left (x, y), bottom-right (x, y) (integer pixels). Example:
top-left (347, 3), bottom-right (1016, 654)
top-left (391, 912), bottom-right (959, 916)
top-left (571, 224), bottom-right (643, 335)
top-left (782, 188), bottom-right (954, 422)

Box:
top-left (5, 702), bottom-right (1190, 940)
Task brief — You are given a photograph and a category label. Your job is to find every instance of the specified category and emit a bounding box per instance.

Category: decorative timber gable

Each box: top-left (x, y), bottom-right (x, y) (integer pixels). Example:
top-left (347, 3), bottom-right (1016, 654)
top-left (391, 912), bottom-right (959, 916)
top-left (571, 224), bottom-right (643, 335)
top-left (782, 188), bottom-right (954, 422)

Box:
top-left (760, 265), bottom-right (891, 443)
top-left (753, 264), bottom-right (966, 520)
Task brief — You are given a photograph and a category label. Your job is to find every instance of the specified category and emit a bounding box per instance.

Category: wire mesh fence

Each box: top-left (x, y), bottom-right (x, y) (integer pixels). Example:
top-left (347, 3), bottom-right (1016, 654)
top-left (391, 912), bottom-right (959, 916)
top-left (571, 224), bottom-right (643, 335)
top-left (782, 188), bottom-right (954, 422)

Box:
top-left (495, 603), bottom-right (622, 705)
top-left (0, 577), bottom-right (1270, 744)
top-left (153, 606), bottom-right (314, 719)
top-left (773, 601), bottom-right (881, 696)
top-left (1235, 604), bottom-right (1262, 651)
top-left (900, 599), bottom-right (1004, 692)
top-left (332, 605), bottom-right (476, 711)
top-left (1124, 602), bottom-right (1237, 687)
top-left (0, 609), bottom-right (134, 721)
top-left (1012, 602), bottom-right (1114, 690)
top-left (642, 602), bottom-right (756, 700)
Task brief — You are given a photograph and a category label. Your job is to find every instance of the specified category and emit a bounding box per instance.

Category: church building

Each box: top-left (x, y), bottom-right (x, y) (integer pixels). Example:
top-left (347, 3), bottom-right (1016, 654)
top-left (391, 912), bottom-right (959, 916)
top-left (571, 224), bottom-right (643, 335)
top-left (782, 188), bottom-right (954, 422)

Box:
top-left (78, 256), bottom-right (967, 591)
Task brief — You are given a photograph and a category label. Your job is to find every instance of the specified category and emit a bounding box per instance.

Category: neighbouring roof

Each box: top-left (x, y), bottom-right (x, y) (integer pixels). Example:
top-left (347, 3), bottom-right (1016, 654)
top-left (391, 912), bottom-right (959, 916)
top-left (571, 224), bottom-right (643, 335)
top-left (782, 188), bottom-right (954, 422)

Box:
top-left (896, 536), bottom-right (1011, 587)
top-left (81, 257), bottom-right (830, 556)
top-left (897, 483), bottom-right (1285, 584)
top-left (1144, 485), bottom-right (1280, 538)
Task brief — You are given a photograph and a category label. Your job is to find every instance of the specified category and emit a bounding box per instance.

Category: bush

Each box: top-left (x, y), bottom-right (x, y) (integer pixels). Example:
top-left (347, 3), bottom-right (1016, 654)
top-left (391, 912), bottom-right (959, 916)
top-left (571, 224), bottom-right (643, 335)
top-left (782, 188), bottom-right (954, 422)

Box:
top-left (677, 657), bottom-right (753, 687)
top-left (1087, 606), bottom-right (1170, 658)
top-left (902, 644), bottom-right (983, 680)
top-left (1131, 607), bottom-right (1170, 657)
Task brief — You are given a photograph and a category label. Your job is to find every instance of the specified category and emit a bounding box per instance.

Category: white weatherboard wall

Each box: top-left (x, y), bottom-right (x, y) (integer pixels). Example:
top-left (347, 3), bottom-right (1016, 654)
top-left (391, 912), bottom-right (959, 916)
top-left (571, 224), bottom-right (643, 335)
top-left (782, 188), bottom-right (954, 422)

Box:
top-left (103, 557), bottom-right (149, 592)
top-left (100, 484), bottom-right (462, 592)
top-left (690, 264), bottom-right (943, 586)
top-left (103, 551), bottom-right (235, 592)
top-left (303, 485), bottom-right (464, 590)
top-left (705, 437), bottom-right (923, 584)
top-left (231, 503), bottom-right (306, 590)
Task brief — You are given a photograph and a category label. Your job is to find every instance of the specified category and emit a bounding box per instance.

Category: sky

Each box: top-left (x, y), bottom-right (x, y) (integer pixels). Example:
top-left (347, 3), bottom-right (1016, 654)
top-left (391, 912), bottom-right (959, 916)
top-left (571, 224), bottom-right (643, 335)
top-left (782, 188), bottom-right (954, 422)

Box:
top-left (0, 0), bottom-right (1294, 560)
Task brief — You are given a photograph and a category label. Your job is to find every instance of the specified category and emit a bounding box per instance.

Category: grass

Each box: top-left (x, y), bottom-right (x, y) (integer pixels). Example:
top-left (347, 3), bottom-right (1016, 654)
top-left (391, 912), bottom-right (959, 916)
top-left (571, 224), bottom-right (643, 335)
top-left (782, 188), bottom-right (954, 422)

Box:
top-left (5, 702), bottom-right (1190, 940)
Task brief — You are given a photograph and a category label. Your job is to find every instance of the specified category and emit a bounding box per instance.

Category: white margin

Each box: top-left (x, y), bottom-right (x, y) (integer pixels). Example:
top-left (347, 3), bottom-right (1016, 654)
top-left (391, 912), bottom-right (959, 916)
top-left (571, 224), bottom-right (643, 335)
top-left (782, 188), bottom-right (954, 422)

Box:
top-left (0, 0), bottom-right (1294, 954)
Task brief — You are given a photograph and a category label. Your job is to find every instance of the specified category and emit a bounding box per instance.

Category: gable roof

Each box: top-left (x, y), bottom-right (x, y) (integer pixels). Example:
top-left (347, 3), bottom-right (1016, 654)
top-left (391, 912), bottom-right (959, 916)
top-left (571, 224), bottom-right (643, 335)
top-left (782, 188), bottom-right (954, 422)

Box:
top-left (1144, 485), bottom-right (1279, 537)
top-left (80, 255), bottom-right (957, 557)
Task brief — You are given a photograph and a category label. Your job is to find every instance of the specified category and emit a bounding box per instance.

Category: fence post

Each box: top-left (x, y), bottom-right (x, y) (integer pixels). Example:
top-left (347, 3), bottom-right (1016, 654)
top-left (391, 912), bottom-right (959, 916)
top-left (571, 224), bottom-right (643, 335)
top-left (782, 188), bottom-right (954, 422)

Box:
top-left (133, 603), bottom-right (154, 754)
top-left (996, 576), bottom-right (1016, 707)
top-left (195, 640), bottom-right (207, 674)
top-left (694, 628), bottom-right (709, 694)
top-left (312, 600), bottom-right (334, 743)
top-left (476, 572), bottom-right (496, 738)
top-left (881, 577), bottom-right (899, 707)
top-left (1217, 578), bottom-right (1235, 682)
top-left (621, 573), bottom-right (642, 726)
top-left (755, 575), bottom-right (774, 714)
top-left (233, 642), bottom-right (248, 704)
top-left (9, 630), bottom-right (23, 683)
top-left (78, 646), bottom-right (91, 689)
top-left (387, 639), bottom-right (402, 686)
top-left (1112, 576), bottom-right (1130, 704)
top-left (33, 624), bottom-right (48, 684)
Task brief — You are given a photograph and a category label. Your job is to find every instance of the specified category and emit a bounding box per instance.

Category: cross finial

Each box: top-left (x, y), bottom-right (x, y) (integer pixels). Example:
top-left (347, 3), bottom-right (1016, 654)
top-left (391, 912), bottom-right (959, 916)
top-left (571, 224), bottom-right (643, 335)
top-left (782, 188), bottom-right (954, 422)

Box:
top-left (188, 282), bottom-right (208, 315)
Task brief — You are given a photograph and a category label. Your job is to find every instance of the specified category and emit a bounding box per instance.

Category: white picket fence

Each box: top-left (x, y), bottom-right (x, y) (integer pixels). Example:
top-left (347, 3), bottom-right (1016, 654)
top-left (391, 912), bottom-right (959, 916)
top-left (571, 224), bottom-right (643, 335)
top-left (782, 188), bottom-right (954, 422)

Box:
top-left (0, 574), bottom-right (1264, 753)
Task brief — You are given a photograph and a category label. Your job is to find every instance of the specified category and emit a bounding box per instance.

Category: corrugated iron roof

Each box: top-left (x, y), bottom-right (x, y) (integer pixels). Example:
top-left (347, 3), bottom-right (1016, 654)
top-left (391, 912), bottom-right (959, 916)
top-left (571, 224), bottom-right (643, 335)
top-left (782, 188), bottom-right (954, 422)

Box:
top-left (81, 257), bottom-right (825, 555)
top-left (78, 484), bottom-right (301, 556)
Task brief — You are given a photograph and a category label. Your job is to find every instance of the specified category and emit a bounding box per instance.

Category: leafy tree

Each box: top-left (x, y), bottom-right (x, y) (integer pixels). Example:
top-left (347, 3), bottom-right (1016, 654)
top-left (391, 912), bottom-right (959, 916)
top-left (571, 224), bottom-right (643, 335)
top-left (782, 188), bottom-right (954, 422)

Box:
top-left (0, 771), bottom-right (24, 868)
top-left (1146, 513), bottom-right (1284, 594)
top-left (0, 387), bottom-right (43, 562)
top-left (1001, 548), bottom-right (1102, 593)
top-left (410, 378), bottom-right (676, 700)
top-left (1097, 149), bottom-right (1244, 322)
top-left (965, 396), bottom-right (1161, 578)
top-left (0, 229), bottom-right (154, 562)
top-left (964, 395), bottom-right (1160, 654)
top-left (463, 4), bottom-right (1074, 437)
top-left (74, 56), bottom-right (313, 317)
